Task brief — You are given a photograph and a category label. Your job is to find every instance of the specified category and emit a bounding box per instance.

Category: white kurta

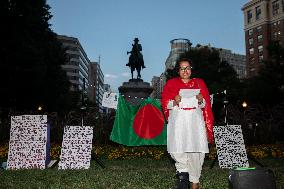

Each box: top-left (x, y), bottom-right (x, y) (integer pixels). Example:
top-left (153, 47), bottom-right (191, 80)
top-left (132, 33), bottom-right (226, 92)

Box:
top-left (167, 102), bottom-right (209, 153)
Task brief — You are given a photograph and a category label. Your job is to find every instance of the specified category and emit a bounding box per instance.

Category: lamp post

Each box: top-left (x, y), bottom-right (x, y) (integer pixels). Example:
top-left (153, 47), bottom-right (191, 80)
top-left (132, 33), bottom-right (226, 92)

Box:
top-left (223, 90), bottom-right (228, 125)
top-left (81, 78), bottom-right (86, 126)
top-left (241, 101), bottom-right (248, 125)
top-left (242, 101), bottom-right (257, 144)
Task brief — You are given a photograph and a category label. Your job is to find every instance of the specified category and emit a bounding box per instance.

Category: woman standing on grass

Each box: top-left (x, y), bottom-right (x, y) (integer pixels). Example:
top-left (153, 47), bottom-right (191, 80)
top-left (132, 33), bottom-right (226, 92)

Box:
top-left (161, 58), bottom-right (214, 189)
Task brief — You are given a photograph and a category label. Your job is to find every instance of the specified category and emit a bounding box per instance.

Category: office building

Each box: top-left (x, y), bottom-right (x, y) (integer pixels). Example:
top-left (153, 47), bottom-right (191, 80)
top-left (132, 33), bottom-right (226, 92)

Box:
top-left (242, 0), bottom-right (284, 77)
top-left (57, 35), bottom-right (90, 92)
top-left (89, 61), bottom-right (104, 112)
top-left (218, 49), bottom-right (247, 79)
top-left (151, 76), bottom-right (160, 99)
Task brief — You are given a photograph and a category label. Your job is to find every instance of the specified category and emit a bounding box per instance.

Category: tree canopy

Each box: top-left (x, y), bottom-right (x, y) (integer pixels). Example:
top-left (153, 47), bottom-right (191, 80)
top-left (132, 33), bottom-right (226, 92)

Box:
top-left (243, 41), bottom-right (284, 106)
top-left (0, 0), bottom-right (73, 112)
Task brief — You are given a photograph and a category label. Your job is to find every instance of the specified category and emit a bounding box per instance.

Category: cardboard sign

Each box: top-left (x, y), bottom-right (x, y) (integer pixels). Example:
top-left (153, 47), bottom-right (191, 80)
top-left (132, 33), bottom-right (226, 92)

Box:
top-left (102, 92), bottom-right (118, 109)
top-left (213, 125), bottom-right (249, 169)
top-left (7, 115), bottom-right (49, 169)
top-left (58, 126), bottom-right (93, 169)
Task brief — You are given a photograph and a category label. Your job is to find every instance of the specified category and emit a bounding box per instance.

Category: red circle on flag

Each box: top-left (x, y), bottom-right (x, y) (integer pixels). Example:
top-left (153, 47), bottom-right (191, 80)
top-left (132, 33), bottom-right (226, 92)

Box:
top-left (133, 104), bottom-right (165, 139)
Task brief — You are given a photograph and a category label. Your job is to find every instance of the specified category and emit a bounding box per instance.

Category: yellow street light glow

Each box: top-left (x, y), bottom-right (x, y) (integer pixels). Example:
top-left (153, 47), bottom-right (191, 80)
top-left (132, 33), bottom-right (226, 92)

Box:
top-left (242, 101), bottom-right (247, 108)
top-left (38, 106), bottom-right (42, 111)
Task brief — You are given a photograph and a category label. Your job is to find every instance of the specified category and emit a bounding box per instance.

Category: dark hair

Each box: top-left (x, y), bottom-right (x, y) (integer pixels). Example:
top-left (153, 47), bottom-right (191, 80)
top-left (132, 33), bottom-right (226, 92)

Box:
top-left (177, 58), bottom-right (193, 66)
top-left (165, 58), bottom-right (194, 81)
top-left (174, 58), bottom-right (193, 73)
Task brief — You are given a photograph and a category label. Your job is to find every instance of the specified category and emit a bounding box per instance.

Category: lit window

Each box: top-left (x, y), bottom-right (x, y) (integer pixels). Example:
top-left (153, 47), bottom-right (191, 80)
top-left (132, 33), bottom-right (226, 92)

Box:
top-left (257, 35), bottom-right (263, 42)
top-left (256, 26), bottom-right (262, 32)
top-left (250, 68), bottom-right (256, 72)
top-left (273, 32), bottom-right (278, 38)
top-left (278, 31), bottom-right (281, 35)
top-left (256, 6), bottom-right (261, 20)
top-left (249, 48), bottom-right (254, 54)
top-left (249, 38), bottom-right (254, 45)
top-left (259, 55), bottom-right (264, 62)
top-left (258, 45), bottom-right (263, 52)
top-left (248, 29), bottom-right (253, 36)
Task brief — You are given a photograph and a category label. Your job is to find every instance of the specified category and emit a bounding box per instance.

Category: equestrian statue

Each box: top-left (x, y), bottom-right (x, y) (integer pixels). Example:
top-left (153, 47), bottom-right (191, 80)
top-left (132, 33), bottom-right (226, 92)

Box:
top-left (126, 38), bottom-right (146, 79)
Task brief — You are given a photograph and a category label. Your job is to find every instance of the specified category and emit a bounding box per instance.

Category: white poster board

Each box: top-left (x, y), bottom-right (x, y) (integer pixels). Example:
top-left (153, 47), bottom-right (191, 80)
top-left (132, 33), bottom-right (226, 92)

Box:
top-left (7, 115), bottom-right (49, 169)
top-left (58, 126), bottom-right (93, 169)
top-left (213, 125), bottom-right (249, 169)
top-left (102, 92), bottom-right (118, 109)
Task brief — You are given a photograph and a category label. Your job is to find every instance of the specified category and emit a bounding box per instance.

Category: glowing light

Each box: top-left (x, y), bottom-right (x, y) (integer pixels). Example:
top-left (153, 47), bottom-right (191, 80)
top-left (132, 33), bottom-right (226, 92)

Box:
top-left (242, 101), bottom-right (248, 108)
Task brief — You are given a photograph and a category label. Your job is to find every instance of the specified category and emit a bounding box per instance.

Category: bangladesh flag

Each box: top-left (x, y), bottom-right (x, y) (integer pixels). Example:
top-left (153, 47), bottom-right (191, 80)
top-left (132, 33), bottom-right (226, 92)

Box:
top-left (110, 96), bottom-right (167, 146)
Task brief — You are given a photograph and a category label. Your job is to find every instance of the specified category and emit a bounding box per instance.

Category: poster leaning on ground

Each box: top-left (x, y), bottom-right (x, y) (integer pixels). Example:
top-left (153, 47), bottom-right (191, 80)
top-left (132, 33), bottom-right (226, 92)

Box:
top-left (213, 125), bottom-right (249, 169)
top-left (58, 126), bottom-right (93, 169)
top-left (7, 115), bottom-right (50, 169)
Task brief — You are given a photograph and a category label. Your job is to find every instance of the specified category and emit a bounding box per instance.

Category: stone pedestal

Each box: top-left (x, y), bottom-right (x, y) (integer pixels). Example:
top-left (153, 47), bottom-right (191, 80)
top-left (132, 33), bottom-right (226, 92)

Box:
top-left (118, 79), bottom-right (153, 106)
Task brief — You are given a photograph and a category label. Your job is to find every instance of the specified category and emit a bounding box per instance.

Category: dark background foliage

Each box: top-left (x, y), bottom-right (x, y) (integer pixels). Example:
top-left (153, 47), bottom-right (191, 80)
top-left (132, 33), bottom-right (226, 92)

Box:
top-left (0, 0), bottom-right (283, 145)
top-left (0, 0), bottom-right (75, 112)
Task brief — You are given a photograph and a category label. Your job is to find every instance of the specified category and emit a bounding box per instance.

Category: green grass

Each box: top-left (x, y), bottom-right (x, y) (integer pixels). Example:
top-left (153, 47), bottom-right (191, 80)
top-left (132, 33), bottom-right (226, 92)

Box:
top-left (0, 158), bottom-right (283, 189)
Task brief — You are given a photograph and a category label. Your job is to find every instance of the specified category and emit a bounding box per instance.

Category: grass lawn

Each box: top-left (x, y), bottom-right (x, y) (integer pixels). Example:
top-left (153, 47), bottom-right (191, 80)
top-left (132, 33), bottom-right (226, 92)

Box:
top-left (0, 158), bottom-right (283, 189)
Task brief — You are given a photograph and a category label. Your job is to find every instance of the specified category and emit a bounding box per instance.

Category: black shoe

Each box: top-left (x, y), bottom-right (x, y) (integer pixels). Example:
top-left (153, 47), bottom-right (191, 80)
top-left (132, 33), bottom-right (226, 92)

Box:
top-left (172, 172), bottom-right (189, 189)
top-left (142, 65), bottom-right (146, 68)
top-left (126, 63), bottom-right (130, 66)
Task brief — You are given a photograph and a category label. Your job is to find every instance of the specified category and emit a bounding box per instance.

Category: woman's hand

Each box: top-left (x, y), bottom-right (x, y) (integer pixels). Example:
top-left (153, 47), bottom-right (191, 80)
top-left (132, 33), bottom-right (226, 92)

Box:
top-left (174, 94), bottom-right (181, 106)
top-left (196, 93), bottom-right (203, 103)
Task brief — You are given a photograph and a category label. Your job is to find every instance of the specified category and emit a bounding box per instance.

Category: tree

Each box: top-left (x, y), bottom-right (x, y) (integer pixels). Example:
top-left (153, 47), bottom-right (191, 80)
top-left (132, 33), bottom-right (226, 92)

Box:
top-left (240, 41), bottom-right (284, 144)
top-left (244, 41), bottom-right (284, 106)
top-left (0, 0), bottom-right (73, 112)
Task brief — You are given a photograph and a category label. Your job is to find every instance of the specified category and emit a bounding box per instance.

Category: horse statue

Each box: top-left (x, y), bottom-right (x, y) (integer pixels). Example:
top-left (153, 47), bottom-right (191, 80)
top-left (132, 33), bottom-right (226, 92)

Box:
top-left (126, 38), bottom-right (146, 79)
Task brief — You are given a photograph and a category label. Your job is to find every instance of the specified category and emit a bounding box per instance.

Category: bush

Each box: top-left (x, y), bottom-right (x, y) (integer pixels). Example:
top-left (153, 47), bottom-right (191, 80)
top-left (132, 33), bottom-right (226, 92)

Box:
top-left (1, 143), bottom-right (283, 161)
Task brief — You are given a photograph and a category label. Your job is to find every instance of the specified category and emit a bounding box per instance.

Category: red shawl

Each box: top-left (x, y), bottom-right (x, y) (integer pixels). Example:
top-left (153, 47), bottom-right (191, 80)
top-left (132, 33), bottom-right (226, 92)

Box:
top-left (161, 77), bottom-right (214, 143)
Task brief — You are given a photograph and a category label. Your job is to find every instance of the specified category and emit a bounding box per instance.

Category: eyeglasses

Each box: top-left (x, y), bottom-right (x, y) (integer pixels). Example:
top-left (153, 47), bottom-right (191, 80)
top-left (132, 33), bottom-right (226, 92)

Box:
top-left (179, 66), bottom-right (191, 72)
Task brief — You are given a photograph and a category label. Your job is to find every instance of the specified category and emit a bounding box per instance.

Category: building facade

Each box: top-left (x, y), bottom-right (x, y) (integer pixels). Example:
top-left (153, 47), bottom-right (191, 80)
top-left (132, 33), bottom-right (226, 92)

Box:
top-left (57, 35), bottom-right (90, 92)
top-left (218, 49), bottom-right (247, 79)
top-left (194, 44), bottom-right (247, 79)
top-left (165, 38), bottom-right (192, 70)
top-left (89, 61), bottom-right (104, 112)
top-left (152, 39), bottom-right (247, 99)
top-left (151, 76), bottom-right (160, 99)
top-left (242, 0), bottom-right (284, 77)
top-left (151, 73), bottom-right (166, 99)
top-left (153, 39), bottom-right (193, 97)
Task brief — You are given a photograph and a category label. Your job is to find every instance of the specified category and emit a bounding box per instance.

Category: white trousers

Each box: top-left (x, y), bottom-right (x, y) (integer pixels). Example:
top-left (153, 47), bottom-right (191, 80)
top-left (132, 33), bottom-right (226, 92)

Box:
top-left (170, 152), bottom-right (205, 183)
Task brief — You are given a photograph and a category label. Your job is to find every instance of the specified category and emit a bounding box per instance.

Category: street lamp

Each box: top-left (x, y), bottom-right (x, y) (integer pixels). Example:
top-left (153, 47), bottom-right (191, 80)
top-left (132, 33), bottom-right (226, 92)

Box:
top-left (241, 101), bottom-right (248, 126)
top-left (37, 106), bottom-right (43, 111)
top-left (242, 101), bottom-right (248, 108)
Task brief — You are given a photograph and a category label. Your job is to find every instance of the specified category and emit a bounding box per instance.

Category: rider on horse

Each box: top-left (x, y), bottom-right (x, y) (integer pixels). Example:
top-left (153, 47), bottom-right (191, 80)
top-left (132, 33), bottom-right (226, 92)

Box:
top-left (126, 38), bottom-right (146, 79)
